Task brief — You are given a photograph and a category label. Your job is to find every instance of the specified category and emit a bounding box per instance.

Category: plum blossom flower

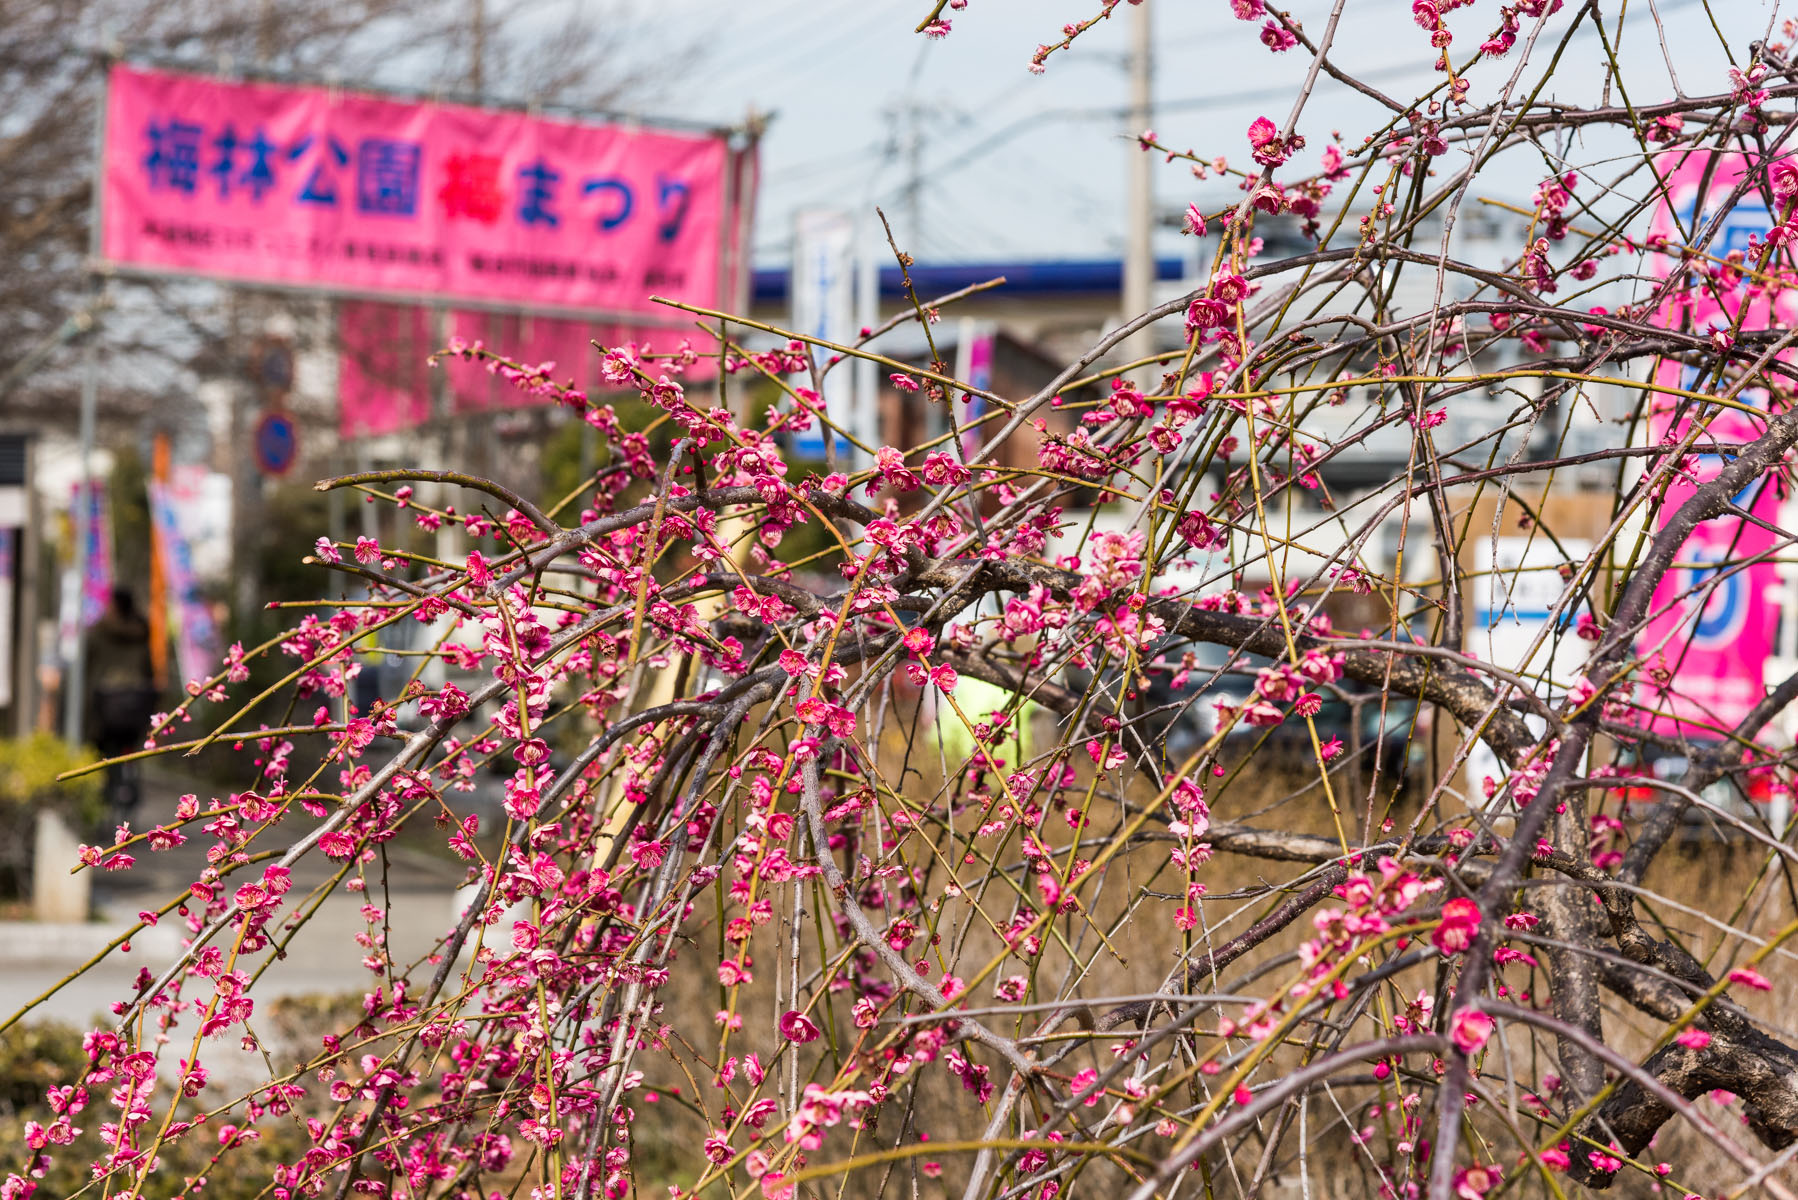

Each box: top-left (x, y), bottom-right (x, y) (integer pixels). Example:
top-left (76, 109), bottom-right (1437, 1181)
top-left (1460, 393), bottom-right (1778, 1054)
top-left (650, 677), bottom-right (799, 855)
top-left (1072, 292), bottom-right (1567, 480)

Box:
top-left (1260, 19), bottom-right (1297, 51)
top-left (779, 1010), bottom-right (821, 1043)
top-left (1432, 898), bottom-right (1481, 955)
top-left (1586, 1145), bottom-right (1623, 1175)
top-left (1452, 1164), bottom-right (1497, 1199)
top-left (1728, 965), bottom-right (1773, 991)
top-left (318, 831), bottom-right (358, 859)
top-left (1247, 116), bottom-right (1282, 164)
top-left (1450, 1007), bottom-right (1494, 1054)
top-left (1185, 297), bottom-right (1230, 336)
top-left (1241, 699), bottom-right (1285, 726)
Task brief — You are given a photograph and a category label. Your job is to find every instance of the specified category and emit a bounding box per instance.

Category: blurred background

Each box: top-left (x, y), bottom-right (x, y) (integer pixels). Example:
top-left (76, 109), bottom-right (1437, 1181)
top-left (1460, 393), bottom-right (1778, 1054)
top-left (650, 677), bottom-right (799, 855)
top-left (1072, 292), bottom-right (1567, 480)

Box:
top-left (0, 1), bottom-right (1788, 1143)
top-left (0, 0), bottom-right (1751, 756)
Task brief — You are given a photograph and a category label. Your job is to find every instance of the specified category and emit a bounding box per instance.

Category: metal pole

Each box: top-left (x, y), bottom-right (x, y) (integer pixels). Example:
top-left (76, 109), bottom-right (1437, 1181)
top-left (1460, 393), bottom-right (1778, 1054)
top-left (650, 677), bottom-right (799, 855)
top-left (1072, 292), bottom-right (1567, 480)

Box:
top-left (854, 213), bottom-right (879, 470)
top-left (63, 329), bottom-right (98, 747)
top-left (15, 439), bottom-right (43, 737)
top-left (1121, 1), bottom-right (1155, 367)
top-left (469, 0), bottom-right (486, 93)
top-left (0, 306), bottom-right (99, 404)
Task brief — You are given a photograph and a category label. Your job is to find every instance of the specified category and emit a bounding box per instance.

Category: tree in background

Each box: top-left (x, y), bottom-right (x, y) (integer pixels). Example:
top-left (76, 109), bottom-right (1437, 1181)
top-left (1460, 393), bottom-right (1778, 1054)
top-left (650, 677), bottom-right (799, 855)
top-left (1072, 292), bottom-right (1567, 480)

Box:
top-left (0, 0), bottom-right (681, 425)
top-left (15, 3), bottom-right (1798, 1199)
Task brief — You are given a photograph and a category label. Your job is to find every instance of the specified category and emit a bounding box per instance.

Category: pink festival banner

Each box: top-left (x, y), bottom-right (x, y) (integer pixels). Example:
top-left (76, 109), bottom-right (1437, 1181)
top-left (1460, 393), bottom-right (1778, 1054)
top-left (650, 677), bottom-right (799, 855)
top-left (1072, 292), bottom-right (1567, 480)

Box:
top-left (100, 63), bottom-right (735, 316)
top-left (1638, 151), bottom-right (1793, 738)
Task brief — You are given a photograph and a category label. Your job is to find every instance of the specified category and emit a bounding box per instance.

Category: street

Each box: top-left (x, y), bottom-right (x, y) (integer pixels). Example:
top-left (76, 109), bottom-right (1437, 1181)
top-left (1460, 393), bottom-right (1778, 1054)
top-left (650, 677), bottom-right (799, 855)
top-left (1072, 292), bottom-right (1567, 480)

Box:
top-left (0, 765), bottom-right (473, 1028)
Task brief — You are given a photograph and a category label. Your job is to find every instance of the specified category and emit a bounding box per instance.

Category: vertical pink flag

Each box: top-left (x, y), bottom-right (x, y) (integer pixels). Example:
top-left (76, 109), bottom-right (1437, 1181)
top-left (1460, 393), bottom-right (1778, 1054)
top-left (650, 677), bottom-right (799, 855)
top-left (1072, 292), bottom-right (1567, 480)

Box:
top-left (1638, 151), bottom-right (1795, 737)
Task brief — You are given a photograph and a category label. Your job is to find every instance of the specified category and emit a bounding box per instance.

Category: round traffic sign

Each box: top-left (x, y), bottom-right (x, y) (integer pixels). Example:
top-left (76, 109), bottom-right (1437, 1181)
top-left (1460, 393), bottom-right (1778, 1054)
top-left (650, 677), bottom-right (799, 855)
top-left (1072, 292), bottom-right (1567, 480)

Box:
top-left (254, 411), bottom-right (299, 476)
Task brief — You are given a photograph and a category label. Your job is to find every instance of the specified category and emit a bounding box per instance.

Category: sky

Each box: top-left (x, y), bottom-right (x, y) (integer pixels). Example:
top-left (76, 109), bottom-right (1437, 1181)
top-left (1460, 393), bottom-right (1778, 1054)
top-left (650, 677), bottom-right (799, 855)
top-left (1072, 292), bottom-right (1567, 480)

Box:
top-left (642, 0), bottom-right (1775, 268)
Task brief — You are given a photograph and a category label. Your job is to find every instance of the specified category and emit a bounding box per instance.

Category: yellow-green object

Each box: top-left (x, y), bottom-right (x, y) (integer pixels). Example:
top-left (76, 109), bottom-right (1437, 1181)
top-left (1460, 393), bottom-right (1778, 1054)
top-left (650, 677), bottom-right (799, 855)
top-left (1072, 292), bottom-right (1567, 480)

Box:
top-left (934, 677), bottom-right (1036, 771)
top-left (0, 735), bottom-right (103, 827)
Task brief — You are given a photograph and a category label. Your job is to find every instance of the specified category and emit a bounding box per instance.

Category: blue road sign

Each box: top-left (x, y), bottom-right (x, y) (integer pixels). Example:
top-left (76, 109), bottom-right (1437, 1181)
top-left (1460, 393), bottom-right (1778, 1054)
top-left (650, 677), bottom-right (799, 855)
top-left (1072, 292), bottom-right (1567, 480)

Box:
top-left (254, 411), bottom-right (298, 476)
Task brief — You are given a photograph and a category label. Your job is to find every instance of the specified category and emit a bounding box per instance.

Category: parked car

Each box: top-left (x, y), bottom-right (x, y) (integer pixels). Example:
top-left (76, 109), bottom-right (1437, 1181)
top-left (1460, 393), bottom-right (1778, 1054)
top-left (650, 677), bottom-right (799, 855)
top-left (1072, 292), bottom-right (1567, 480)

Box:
top-left (1127, 644), bottom-right (1426, 774)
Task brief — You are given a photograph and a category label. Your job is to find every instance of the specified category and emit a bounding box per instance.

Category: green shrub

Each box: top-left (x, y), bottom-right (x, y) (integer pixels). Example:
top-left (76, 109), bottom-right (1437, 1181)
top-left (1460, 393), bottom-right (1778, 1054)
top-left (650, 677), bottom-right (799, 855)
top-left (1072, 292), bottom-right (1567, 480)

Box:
top-left (0, 1022), bottom-right (314, 1198)
top-left (0, 735), bottom-right (104, 824)
top-left (0, 736), bottom-right (106, 899)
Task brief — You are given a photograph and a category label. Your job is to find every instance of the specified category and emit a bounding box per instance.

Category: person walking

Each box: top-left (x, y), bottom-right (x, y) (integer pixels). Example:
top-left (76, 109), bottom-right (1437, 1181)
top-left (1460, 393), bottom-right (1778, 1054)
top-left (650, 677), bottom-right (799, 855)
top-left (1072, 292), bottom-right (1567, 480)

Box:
top-left (84, 587), bottom-right (157, 817)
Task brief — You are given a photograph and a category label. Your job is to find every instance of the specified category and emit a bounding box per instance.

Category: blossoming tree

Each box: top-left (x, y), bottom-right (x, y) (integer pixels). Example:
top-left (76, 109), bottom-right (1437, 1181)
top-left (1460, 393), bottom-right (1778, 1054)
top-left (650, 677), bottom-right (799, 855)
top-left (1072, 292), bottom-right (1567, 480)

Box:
top-left (14, 1), bottom-right (1798, 1198)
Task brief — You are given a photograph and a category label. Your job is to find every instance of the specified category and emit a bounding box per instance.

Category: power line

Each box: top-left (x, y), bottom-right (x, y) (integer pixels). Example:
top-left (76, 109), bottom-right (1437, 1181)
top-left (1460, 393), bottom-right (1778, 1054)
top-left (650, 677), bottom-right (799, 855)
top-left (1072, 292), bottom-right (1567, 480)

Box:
top-left (704, 4), bottom-right (899, 96)
top-left (906, 0), bottom-right (1725, 191)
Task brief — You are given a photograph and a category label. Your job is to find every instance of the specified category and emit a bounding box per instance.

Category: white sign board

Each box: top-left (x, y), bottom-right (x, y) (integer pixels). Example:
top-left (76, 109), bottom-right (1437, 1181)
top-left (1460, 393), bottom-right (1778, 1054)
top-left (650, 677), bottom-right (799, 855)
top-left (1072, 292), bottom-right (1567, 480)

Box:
top-left (790, 208), bottom-right (859, 460)
top-left (165, 466), bottom-right (234, 583)
top-left (1466, 536), bottom-right (1591, 800)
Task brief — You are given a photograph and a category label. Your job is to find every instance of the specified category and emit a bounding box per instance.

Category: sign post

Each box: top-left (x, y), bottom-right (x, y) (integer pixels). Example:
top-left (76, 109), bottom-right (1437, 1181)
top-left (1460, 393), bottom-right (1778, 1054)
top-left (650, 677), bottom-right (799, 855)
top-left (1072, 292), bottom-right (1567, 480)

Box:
top-left (62, 341), bottom-right (101, 748)
top-left (955, 319), bottom-right (997, 463)
top-left (147, 479), bottom-right (221, 690)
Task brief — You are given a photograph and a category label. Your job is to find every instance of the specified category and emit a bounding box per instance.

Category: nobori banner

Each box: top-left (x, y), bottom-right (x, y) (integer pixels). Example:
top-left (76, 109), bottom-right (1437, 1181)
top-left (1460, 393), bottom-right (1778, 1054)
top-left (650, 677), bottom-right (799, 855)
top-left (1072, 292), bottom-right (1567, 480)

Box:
top-left (1637, 151), bottom-right (1791, 739)
top-left (99, 63), bottom-right (742, 316)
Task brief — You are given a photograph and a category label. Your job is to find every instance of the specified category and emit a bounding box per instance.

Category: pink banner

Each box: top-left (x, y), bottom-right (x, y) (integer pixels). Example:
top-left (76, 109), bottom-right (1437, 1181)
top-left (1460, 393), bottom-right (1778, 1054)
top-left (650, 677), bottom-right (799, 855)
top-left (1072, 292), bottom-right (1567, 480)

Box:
top-left (338, 301), bottom-right (435, 437)
top-left (336, 304), bottom-right (719, 437)
top-left (101, 63), bottom-right (734, 315)
top-left (1638, 151), bottom-right (1791, 737)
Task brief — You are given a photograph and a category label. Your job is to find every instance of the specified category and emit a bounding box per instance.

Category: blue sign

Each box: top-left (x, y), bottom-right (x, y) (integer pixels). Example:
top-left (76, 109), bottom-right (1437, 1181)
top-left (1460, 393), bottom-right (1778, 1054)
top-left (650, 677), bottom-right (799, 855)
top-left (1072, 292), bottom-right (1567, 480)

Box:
top-left (1671, 545), bottom-right (1749, 649)
top-left (254, 411), bottom-right (299, 476)
top-left (1676, 191), bottom-right (1774, 258)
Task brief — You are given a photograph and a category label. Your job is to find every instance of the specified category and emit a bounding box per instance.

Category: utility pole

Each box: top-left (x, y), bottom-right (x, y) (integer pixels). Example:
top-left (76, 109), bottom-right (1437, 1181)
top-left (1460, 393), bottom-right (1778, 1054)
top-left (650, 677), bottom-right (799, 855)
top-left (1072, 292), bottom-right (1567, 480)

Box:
top-left (1121, 1), bottom-right (1155, 369)
top-left (905, 104), bottom-right (924, 250)
top-left (888, 100), bottom-right (927, 252)
top-left (232, 6), bottom-right (278, 635)
top-left (854, 210), bottom-right (879, 472)
top-left (470, 0), bottom-right (486, 93)
top-left (433, 0), bottom-right (487, 569)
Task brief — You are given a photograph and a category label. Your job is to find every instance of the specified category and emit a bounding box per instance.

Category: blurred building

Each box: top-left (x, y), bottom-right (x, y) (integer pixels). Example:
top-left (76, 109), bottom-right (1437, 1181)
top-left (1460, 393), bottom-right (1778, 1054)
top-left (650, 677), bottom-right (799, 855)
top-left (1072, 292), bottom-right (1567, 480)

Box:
top-left (751, 255), bottom-right (1192, 365)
